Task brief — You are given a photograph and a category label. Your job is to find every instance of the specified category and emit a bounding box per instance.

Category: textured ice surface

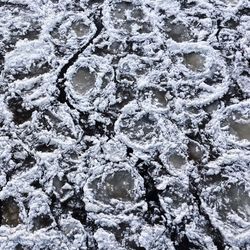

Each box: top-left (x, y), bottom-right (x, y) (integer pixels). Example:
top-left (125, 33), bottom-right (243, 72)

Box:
top-left (72, 67), bottom-right (96, 94)
top-left (201, 152), bottom-right (250, 246)
top-left (0, 0), bottom-right (249, 249)
top-left (228, 115), bottom-right (250, 141)
top-left (119, 113), bottom-right (157, 143)
top-left (165, 21), bottom-right (193, 42)
top-left (90, 170), bottom-right (135, 202)
top-left (169, 154), bottom-right (186, 169)
top-left (71, 21), bottom-right (90, 38)
top-left (183, 52), bottom-right (205, 72)
top-left (0, 197), bottom-right (20, 227)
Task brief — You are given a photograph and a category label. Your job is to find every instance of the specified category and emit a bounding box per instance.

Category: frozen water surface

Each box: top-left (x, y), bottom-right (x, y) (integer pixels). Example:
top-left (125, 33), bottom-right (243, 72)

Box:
top-left (32, 214), bottom-right (53, 231)
top-left (119, 113), bottom-right (158, 145)
top-left (90, 170), bottom-right (135, 202)
top-left (169, 154), bottom-right (186, 169)
top-left (183, 52), bottom-right (205, 72)
top-left (72, 67), bottom-right (96, 94)
top-left (0, 197), bottom-right (20, 227)
top-left (223, 0), bottom-right (239, 6)
top-left (71, 22), bottom-right (89, 37)
top-left (108, 1), bottom-right (152, 35)
top-left (200, 153), bottom-right (250, 245)
top-left (139, 87), bottom-right (168, 108)
top-left (187, 140), bottom-right (205, 162)
top-left (228, 117), bottom-right (250, 141)
top-left (0, 0), bottom-right (249, 249)
top-left (165, 21), bottom-right (193, 42)
top-left (112, 2), bottom-right (133, 20)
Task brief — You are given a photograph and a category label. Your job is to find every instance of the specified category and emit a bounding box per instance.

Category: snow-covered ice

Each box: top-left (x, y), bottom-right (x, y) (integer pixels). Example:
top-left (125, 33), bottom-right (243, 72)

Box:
top-left (0, 0), bottom-right (249, 249)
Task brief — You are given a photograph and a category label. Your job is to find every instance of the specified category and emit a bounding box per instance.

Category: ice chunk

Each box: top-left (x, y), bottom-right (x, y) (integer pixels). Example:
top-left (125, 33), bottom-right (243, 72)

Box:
top-left (112, 2), bottom-right (133, 20)
top-left (90, 170), bottom-right (134, 202)
top-left (140, 87), bottom-right (168, 108)
top-left (183, 52), bottom-right (205, 72)
top-left (229, 118), bottom-right (250, 141)
top-left (72, 67), bottom-right (96, 95)
top-left (203, 101), bottom-right (220, 114)
top-left (7, 96), bottom-right (34, 125)
top-left (187, 140), bottom-right (204, 161)
top-left (218, 184), bottom-right (250, 222)
top-left (120, 113), bottom-right (157, 143)
top-left (165, 22), bottom-right (192, 42)
top-left (0, 197), bottom-right (20, 227)
top-left (201, 153), bottom-right (250, 245)
top-left (3, 41), bottom-right (52, 80)
top-left (110, 2), bottom-right (152, 34)
top-left (169, 154), bottom-right (186, 169)
top-left (32, 214), bottom-right (53, 231)
top-left (71, 21), bottom-right (89, 37)
top-left (222, 0), bottom-right (238, 6)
